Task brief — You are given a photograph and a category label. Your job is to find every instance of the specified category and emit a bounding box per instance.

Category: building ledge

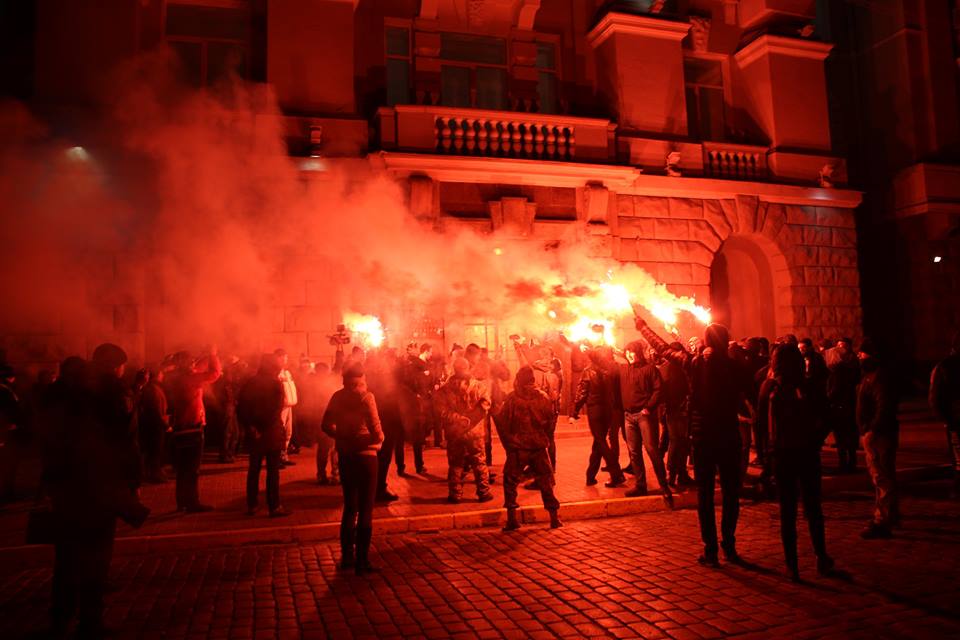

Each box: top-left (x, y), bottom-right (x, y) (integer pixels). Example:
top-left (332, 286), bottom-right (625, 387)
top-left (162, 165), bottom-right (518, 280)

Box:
top-left (736, 34), bottom-right (834, 67)
top-left (374, 151), bottom-right (862, 207)
top-left (587, 11), bottom-right (690, 48)
top-left (893, 162), bottom-right (960, 217)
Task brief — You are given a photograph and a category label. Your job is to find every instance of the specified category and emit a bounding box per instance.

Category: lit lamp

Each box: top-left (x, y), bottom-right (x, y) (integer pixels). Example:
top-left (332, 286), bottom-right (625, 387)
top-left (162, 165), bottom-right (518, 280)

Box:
top-left (308, 125), bottom-right (323, 158)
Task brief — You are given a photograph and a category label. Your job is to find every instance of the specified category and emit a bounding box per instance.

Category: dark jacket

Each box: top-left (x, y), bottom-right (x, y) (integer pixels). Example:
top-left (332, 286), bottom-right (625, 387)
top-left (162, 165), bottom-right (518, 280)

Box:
top-left (494, 386), bottom-right (554, 451)
top-left (237, 372), bottom-right (285, 452)
top-left (826, 347), bottom-right (860, 409)
top-left (929, 353), bottom-right (960, 431)
top-left (573, 366), bottom-right (616, 416)
top-left (640, 323), bottom-right (748, 443)
top-left (616, 362), bottom-right (661, 413)
top-left (321, 388), bottom-right (385, 455)
top-left (856, 360), bottom-right (899, 436)
top-left (137, 381), bottom-right (168, 435)
top-left (657, 359), bottom-right (688, 410)
top-left (762, 378), bottom-right (821, 455)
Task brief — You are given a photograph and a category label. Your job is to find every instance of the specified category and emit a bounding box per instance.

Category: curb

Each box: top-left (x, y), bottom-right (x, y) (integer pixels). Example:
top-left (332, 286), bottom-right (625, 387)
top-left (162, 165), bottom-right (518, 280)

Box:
top-left (1, 464), bottom-right (950, 570)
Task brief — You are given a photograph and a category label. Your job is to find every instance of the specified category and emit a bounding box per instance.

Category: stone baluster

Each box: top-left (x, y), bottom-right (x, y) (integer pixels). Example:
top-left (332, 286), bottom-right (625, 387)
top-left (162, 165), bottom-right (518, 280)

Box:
top-left (476, 120), bottom-right (490, 155)
top-left (464, 118), bottom-right (476, 153)
top-left (532, 125), bottom-right (544, 157)
top-left (437, 118), bottom-right (451, 153)
top-left (451, 119), bottom-right (464, 153)
top-left (565, 127), bottom-right (575, 159)
top-left (522, 123), bottom-right (534, 158)
top-left (510, 121), bottom-right (522, 157)
top-left (545, 126), bottom-right (557, 159)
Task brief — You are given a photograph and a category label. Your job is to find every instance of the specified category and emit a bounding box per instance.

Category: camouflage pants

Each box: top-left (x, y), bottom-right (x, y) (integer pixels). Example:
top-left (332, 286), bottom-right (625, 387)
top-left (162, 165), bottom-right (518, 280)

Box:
top-left (503, 448), bottom-right (560, 511)
top-left (447, 441), bottom-right (490, 500)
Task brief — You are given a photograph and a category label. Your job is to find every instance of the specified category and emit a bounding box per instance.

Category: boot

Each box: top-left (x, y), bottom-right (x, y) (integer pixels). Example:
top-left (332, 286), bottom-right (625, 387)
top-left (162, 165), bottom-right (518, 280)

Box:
top-left (502, 508), bottom-right (521, 532)
top-left (339, 523), bottom-right (355, 570)
top-left (549, 509), bottom-right (563, 529)
top-left (355, 526), bottom-right (377, 575)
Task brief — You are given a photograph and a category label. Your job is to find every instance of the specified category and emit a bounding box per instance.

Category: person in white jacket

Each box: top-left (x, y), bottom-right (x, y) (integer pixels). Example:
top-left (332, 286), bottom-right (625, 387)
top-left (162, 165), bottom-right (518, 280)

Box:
top-left (274, 349), bottom-right (298, 465)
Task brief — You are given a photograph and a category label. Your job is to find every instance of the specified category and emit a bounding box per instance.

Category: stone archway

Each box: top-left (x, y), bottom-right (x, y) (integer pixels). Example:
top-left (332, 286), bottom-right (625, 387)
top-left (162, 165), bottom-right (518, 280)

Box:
top-left (710, 234), bottom-right (783, 340)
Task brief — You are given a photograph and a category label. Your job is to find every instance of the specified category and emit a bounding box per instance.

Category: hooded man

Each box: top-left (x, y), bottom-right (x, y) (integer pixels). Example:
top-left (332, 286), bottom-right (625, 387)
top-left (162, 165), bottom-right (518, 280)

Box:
top-left (930, 331), bottom-right (960, 499)
top-left (857, 338), bottom-right (900, 538)
top-left (436, 372), bottom-right (492, 504)
top-left (615, 340), bottom-right (671, 506)
top-left (572, 348), bottom-right (626, 488)
top-left (495, 366), bottom-right (562, 531)
top-left (637, 319), bottom-right (750, 566)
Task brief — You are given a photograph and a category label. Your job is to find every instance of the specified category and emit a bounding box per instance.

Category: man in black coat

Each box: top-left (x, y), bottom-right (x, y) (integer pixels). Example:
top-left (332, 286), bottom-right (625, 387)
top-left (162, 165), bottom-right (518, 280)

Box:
top-left (638, 318), bottom-right (750, 566)
top-left (238, 354), bottom-right (291, 518)
top-left (929, 331), bottom-right (960, 499)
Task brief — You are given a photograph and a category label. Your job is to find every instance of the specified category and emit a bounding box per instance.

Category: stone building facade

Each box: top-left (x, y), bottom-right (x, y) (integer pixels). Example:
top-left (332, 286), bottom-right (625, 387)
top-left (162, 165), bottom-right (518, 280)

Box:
top-left (6, 0), bottom-right (877, 370)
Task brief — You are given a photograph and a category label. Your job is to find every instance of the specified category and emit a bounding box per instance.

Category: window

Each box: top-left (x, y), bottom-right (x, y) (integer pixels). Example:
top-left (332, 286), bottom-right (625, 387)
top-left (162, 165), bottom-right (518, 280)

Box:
top-left (684, 57), bottom-right (724, 141)
top-left (385, 26), bottom-right (411, 106)
top-left (438, 33), bottom-right (507, 109)
top-left (536, 42), bottom-right (558, 114)
top-left (165, 4), bottom-right (249, 87)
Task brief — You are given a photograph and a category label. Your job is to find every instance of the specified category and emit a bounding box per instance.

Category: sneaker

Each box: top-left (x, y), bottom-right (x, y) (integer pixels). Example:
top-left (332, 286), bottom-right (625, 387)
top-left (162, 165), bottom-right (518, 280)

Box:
top-left (662, 492), bottom-right (675, 510)
top-left (375, 491), bottom-right (399, 503)
top-left (624, 487), bottom-right (648, 498)
top-left (721, 545), bottom-right (742, 564)
top-left (477, 493), bottom-right (494, 503)
top-left (697, 554), bottom-right (720, 568)
top-left (269, 507), bottom-right (293, 518)
top-left (605, 476), bottom-right (627, 488)
top-left (446, 496), bottom-right (461, 505)
top-left (502, 520), bottom-right (521, 532)
top-left (416, 466), bottom-right (428, 475)
top-left (586, 477), bottom-right (598, 487)
top-left (860, 523), bottom-right (892, 539)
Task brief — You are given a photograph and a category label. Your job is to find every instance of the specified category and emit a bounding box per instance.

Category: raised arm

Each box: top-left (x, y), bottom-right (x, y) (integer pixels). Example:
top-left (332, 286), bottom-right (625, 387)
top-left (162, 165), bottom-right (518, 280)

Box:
top-left (634, 317), bottom-right (689, 367)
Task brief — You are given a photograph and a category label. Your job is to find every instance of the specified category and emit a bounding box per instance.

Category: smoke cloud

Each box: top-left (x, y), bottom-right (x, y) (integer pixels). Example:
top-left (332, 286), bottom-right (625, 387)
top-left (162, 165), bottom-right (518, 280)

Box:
top-left (0, 50), bottom-right (707, 368)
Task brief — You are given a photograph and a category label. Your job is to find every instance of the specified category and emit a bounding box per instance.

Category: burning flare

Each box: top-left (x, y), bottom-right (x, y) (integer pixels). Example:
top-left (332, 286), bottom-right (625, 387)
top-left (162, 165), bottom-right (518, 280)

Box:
top-left (343, 312), bottom-right (385, 348)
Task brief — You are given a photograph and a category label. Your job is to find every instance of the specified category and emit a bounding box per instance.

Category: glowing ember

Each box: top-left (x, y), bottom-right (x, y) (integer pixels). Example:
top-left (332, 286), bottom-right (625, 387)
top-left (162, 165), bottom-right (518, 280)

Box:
top-left (343, 312), bottom-right (385, 348)
top-left (493, 247), bottom-right (503, 256)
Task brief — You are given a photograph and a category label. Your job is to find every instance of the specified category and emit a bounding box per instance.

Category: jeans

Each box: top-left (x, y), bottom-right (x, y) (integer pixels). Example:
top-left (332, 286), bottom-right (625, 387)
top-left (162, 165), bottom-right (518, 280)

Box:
top-left (172, 430), bottom-right (203, 510)
top-left (774, 447), bottom-right (827, 569)
top-left (662, 404), bottom-right (689, 481)
top-left (504, 448), bottom-right (559, 511)
top-left (280, 407), bottom-right (294, 459)
top-left (316, 432), bottom-right (339, 482)
top-left (339, 452), bottom-right (378, 533)
top-left (693, 435), bottom-right (741, 557)
top-left (863, 431), bottom-right (899, 525)
top-left (623, 410), bottom-right (670, 492)
top-left (247, 448), bottom-right (282, 512)
top-left (377, 418), bottom-right (403, 494)
top-left (586, 408), bottom-right (622, 481)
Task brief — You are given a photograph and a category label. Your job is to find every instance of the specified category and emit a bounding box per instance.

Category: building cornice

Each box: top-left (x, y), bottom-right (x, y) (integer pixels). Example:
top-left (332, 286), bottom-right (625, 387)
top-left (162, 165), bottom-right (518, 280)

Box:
top-left (735, 35), bottom-right (834, 67)
top-left (374, 152), bottom-right (863, 208)
top-left (586, 12), bottom-right (690, 48)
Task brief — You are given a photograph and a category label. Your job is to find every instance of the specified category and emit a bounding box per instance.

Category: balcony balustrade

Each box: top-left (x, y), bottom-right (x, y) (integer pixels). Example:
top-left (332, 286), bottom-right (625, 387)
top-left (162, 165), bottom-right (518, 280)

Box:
top-left (377, 105), bottom-right (615, 163)
top-left (702, 141), bottom-right (769, 181)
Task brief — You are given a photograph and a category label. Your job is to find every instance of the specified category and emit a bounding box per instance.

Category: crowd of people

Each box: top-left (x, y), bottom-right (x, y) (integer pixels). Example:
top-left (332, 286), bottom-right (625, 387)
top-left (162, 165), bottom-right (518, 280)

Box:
top-left (0, 321), bottom-right (958, 636)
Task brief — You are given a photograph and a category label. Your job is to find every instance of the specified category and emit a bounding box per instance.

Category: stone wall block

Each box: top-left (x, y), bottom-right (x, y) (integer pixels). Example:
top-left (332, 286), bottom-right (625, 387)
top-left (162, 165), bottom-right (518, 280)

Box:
top-left (816, 206), bottom-right (856, 229)
top-left (835, 268), bottom-right (860, 287)
top-left (831, 227), bottom-right (857, 248)
top-left (786, 205), bottom-right (819, 225)
top-left (819, 286), bottom-right (860, 306)
top-left (668, 198), bottom-right (704, 220)
top-left (735, 195), bottom-right (759, 233)
top-left (820, 247), bottom-right (858, 268)
top-left (802, 226), bottom-right (834, 247)
top-left (719, 199), bottom-right (739, 233)
top-left (804, 267), bottom-right (837, 286)
top-left (268, 280), bottom-right (306, 307)
top-left (587, 234), bottom-right (614, 258)
top-left (617, 194), bottom-right (635, 217)
top-left (671, 240), bottom-right (714, 266)
top-left (786, 286), bottom-right (820, 306)
top-left (689, 220), bottom-right (722, 251)
top-left (834, 307), bottom-right (863, 329)
top-left (657, 263), bottom-right (694, 285)
top-left (690, 264), bottom-right (711, 285)
top-left (762, 203), bottom-right (787, 240)
top-left (636, 239), bottom-right (672, 262)
top-left (790, 246), bottom-right (820, 266)
top-left (784, 306), bottom-right (806, 326)
top-left (654, 218), bottom-right (691, 241)
top-left (633, 196), bottom-right (670, 218)
top-left (806, 306), bottom-right (837, 327)
top-left (778, 224), bottom-right (805, 248)
top-left (703, 199), bottom-right (734, 239)
top-left (616, 238), bottom-right (639, 261)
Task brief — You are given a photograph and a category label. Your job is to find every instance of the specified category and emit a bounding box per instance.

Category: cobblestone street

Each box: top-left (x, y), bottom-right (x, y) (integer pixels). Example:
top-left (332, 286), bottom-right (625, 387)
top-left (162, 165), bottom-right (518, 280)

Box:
top-left (1, 479), bottom-right (958, 639)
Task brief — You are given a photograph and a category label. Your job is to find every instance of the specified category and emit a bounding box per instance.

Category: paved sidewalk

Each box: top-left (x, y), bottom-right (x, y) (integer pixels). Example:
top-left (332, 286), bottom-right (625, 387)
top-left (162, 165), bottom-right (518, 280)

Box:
top-left (0, 402), bottom-right (952, 552)
top-left (0, 480), bottom-right (958, 639)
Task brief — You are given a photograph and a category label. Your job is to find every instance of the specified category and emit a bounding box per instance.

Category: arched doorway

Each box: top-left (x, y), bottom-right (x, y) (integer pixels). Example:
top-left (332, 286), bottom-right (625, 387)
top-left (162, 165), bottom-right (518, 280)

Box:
top-left (710, 235), bottom-right (778, 340)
